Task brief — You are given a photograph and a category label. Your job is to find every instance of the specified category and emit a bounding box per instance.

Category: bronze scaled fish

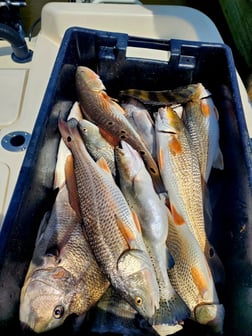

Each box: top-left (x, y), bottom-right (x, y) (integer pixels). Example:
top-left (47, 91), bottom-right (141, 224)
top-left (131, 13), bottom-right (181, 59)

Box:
top-left (182, 83), bottom-right (224, 182)
top-left (115, 140), bottom-right (190, 335)
top-left (154, 106), bottom-right (225, 284)
top-left (119, 83), bottom-right (199, 105)
top-left (19, 148), bottom-right (110, 333)
top-left (75, 65), bottom-right (165, 194)
top-left (58, 115), bottom-right (160, 320)
top-left (78, 118), bottom-right (116, 177)
top-left (166, 204), bottom-right (225, 333)
top-left (88, 286), bottom-right (159, 336)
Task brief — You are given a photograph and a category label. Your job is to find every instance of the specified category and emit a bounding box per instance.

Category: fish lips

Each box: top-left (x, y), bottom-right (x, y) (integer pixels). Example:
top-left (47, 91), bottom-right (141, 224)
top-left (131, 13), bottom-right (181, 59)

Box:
top-left (19, 267), bottom-right (76, 333)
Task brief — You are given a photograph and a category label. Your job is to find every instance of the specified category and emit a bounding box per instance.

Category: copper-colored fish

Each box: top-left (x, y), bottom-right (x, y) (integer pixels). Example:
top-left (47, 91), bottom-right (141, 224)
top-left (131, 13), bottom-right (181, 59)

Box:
top-left (19, 145), bottom-right (109, 333)
top-left (58, 115), bottom-right (160, 320)
top-left (78, 118), bottom-right (116, 176)
top-left (75, 66), bottom-right (165, 194)
top-left (154, 106), bottom-right (224, 283)
top-left (182, 84), bottom-right (224, 182)
top-left (166, 204), bottom-right (225, 333)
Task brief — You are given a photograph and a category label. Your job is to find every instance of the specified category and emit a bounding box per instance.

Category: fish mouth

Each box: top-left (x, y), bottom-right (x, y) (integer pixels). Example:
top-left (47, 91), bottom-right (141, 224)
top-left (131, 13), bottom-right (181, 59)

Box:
top-left (194, 302), bottom-right (225, 333)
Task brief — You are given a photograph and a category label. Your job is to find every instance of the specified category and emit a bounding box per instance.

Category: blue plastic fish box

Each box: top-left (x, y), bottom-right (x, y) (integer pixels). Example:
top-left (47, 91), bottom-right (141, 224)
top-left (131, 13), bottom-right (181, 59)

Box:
top-left (0, 26), bottom-right (252, 336)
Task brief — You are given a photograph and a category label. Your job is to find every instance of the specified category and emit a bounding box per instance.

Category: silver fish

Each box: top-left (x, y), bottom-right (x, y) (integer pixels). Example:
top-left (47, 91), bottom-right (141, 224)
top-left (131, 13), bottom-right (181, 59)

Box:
top-left (115, 140), bottom-right (190, 335)
top-left (121, 97), bottom-right (157, 161)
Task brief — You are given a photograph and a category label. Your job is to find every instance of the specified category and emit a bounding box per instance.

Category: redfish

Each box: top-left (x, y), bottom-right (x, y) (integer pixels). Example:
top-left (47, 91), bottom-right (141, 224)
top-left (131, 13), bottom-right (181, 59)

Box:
top-left (19, 150), bottom-right (110, 333)
top-left (88, 286), bottom-right (160, 336)
top-left (58, 115), bottom-right (160, 320)
top-left (154, 106), bottom-right (224, 284)
top-left (75, 66), bottom-right (165, 194)
top-left (166, 205), bottom-right (225, 333)
top-left (78, 118), bottom-right (116, 176)
top-left (182, 84), bottom-right (224, 182)
top-left (115, 140), bottom-right (190, 335)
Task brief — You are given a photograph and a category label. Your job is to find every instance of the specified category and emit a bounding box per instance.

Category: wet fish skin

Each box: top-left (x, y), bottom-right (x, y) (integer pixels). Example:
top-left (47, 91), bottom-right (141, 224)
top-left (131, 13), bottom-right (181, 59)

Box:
top-left (58, 115), bottom-right (160, 320)
top-left (119, 83), bottom-right (199, 105)
top-left (19, 104), bottom-right (110, 333)
top-left (75, 66), bottom-right (165, 194)
top-left (78, 118), bottom-right (116, 176)
top-left (166, 204), bottom-right (225, 333)
top-left (121, 97), bottom-right (157, 161)
top-left (115, 140), bottom-right (190, 335)
top-left (154, 106), bottom-right (224, 282)
top-left (19, 180), bottom-right (110, 333)
top-left (182, 83), bottom-right (224, 182)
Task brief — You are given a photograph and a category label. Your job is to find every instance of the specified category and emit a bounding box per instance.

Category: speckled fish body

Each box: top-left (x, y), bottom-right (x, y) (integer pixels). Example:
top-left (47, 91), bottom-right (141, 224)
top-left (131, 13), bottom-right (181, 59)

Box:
top-left (121, 97), bottom-right (157, 161)
top-left (166, 206), bottom-right (225, 333)
top-left (119, 83), bottom-right (199, 105)
top-left (75, 66), bottom-right (164, 194)
top-left (182, 84), bottom-right (224, 182)
top-left (58, 116), bottom-right (160, 320)
top-left (19, 167), bottom-right (110, 333)
top-left (78, 118), bottom-right (116, 176)
top-left (154, 106), bottom-right (223, 280)
top-left (115, 141), bottom-right (190, 335)
top-left (89, 286), bottom-right (141, 336)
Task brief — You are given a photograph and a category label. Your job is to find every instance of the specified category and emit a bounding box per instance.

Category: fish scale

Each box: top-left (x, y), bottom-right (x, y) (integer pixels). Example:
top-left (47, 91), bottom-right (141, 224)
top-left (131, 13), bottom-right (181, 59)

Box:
top-left (58, 115), bottom-right (160, 320)
top-left (75, 66), bottom-right (165, 194)
top-left (154, 106), bottom-right (224, 282)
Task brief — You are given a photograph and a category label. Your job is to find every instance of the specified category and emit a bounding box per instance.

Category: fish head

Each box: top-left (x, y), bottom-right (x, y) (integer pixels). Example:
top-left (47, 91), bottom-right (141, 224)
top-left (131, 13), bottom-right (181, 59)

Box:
top-left (117, 249), bottom-right (160, 319)
top-left (115, 141), bottom-right (144, 181)
top-left (76, 66), bottom-right (106, 92)
top-left (20, 267), bottom-right (78, 333)
top-left (194, 303), bottom-right (225, 333)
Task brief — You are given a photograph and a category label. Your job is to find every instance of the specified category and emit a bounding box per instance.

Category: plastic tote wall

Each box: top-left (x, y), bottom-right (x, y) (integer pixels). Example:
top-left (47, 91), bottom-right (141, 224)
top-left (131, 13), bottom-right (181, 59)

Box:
top-left (0, 26), bottom-right (252, 335)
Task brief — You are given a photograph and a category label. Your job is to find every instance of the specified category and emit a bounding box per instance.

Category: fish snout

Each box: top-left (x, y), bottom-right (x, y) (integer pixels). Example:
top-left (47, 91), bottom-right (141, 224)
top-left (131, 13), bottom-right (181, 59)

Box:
top-left (194, 303), bottom-right (225, 333)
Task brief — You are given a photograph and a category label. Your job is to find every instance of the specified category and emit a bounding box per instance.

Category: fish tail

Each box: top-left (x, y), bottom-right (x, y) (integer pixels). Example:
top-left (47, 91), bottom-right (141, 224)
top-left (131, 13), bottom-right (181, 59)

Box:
top-left (148, 292), bottom-right (190, 333)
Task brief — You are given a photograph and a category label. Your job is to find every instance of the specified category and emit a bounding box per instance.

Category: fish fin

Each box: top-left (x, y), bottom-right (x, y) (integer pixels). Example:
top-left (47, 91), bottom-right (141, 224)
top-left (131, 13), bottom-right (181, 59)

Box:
top-left (96, 157), bottom-right (112, 175)
top-left (190, 265), bottom-right (209, 298)
top-left (64, 154), bottom-right (82, 219)
top-left (170, 203), bottom-right (186, 226)
top-left (131, 209), bottom-right (142, 234)
top-left (212, 148), bottom-right (224, 170)
top-left (115, 215), bottom-right (137, 249)
top-left (99, 126), bottom-right (120, 146)
top-left (35, 211), bottom-right (51, 246)
top-left (150, 292), bottom-right (190, 331)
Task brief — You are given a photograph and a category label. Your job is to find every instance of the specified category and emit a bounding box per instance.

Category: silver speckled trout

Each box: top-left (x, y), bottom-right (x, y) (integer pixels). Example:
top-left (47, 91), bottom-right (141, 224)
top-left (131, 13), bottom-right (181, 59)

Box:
top-left (115, 140), bottom-right (190, 335)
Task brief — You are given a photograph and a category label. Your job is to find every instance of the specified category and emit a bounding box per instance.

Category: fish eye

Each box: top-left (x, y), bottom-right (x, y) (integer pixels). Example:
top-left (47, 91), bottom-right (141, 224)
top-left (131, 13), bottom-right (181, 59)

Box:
top-left (53, 305), bottom-right (64, 319)
top-left (135, 296), bottom-right (143, 306)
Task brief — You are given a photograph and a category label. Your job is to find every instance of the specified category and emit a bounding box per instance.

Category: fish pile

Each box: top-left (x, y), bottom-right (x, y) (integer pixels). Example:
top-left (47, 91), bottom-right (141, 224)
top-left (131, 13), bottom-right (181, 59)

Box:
top-left (19, 66), bottom-right (225, 335)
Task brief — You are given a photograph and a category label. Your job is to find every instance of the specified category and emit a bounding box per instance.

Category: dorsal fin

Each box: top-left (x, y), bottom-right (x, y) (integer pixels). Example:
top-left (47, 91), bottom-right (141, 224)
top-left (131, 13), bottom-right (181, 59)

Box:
top-left (96, 157), bottom-right (112, 174)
